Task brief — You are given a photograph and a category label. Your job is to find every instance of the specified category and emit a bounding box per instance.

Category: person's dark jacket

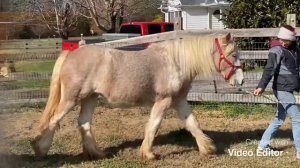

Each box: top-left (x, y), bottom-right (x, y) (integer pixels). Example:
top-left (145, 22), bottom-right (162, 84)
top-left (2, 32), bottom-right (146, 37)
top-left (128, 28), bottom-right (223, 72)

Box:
top-left (257, 44), bottom-right (300, 92)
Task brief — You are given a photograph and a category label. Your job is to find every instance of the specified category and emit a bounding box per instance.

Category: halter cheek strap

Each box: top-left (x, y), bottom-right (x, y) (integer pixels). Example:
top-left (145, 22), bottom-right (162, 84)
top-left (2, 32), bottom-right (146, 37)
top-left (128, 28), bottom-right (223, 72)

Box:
top-left (215, 38), bottom-right (241, 80)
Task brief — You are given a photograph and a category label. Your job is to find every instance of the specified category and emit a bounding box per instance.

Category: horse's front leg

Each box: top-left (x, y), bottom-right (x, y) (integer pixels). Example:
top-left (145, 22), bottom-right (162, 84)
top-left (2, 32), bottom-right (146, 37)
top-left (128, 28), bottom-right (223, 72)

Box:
top-left (140, 97), bottom-right (172, 160)
top-left (174, 99), bottom-right (216, 156)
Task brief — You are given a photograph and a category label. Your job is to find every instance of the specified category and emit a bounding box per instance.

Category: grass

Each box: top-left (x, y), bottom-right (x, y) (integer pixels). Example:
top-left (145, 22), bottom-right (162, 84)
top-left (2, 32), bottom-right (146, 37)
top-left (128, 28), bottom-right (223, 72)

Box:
top-left (192, 102), bottom-right (275, 117)
top-left (14, 60), bottom-right (55, 72)
top-left (20, 102), bottom-right (47, 109)
top-left (10, 138), bottom-right (33, 154)
top-left (2, 106), bottom-right (300, 168)
top-left (0, 80), bottom-right (50, 90)
top-left (7, 101), bottom-right (276, 119)
top-left (92, 159), bottom-right (147, 168)
top-left (244, 67), bottom-right (264, 72)
top-left (253, 67), bottom-right (264, 72)
top-left (0, 102), bottom-right (46, 113)
top-left (1, 60), bottom-right (53, 91)
top-left (103, 135), bottom-right (126, 145)
top-left (7, 101), bottom-right (276, 118)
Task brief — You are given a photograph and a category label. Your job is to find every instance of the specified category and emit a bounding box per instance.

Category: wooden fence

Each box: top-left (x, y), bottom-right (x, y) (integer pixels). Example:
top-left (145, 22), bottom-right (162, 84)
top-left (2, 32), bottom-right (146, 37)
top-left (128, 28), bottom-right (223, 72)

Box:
top-left (0, 38), bottom-right (62, 55)
top-left (1, 28), bottom-right (300, 109)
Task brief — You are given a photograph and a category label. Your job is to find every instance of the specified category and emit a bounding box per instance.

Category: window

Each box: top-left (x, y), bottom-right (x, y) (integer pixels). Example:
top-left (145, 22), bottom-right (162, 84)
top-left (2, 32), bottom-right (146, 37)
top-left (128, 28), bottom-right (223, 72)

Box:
top-left (119, 25), bottom-right (141, 34)
top-left (147, 24), bottom-right (161, 34)
top-left (168, 12), bottom-right (175, 22)
top-left (175, 11), bottom-right (182, 17)
top-left (213, 9), bottom-right (221, 20)
top-left (168, 11), bottom-right (182, 22)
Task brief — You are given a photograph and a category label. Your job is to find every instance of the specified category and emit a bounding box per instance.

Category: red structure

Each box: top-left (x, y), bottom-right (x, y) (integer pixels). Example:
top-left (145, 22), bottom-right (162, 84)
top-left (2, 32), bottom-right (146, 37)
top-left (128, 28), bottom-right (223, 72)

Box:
top-left (119, 22), bottom-right (174, 36)
top-left (62, 40), bottom-right (79, 51)
top-left (62, 22), bottom-right (175, 51)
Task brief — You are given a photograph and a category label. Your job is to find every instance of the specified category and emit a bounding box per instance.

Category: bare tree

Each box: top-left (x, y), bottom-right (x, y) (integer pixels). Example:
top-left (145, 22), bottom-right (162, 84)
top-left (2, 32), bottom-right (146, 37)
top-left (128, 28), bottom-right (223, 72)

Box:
top-left (72, 0), bottom-right (123, 33)
top-left (12, 0), bottom-right (80, 39)
top-left (72, 0), bottom-right (161, 33)
top-left (122, 0), bottom-right (161, 22)
top-left (31, 24), bottom-right (49, 39)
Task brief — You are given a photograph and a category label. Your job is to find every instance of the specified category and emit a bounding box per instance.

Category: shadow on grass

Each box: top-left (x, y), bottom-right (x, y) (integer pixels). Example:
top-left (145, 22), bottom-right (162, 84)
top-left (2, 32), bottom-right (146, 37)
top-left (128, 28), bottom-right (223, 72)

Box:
top-left (105, 128), bottom-right (294, 157)
top-left (0, 153), bottom-right (86, 168)
top-left (8, 128), bottom-right (294, 166)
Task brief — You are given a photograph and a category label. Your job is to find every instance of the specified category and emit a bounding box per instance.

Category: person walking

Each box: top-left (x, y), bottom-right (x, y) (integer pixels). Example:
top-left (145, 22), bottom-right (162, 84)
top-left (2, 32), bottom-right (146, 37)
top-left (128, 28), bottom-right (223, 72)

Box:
top-left (254, 25), bottom-right (300, 159)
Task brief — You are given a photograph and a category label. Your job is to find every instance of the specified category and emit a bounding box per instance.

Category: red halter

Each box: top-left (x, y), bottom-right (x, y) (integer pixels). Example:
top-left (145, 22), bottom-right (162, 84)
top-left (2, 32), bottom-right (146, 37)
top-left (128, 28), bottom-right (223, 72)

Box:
top-left (215, 38), bottom-right (241, 80)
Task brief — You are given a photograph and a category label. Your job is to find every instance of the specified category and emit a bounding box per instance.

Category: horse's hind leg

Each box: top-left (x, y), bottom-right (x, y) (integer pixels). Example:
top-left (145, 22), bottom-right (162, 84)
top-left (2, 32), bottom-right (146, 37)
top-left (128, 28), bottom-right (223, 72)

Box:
top-left (174, 100), bottom-right (216, 156)
top-left (32, 99), bottom-right (75, 158)
top-left (78, 95), bottom-right (104, 160)
top-left (140, 97), bottom-right (172, 160)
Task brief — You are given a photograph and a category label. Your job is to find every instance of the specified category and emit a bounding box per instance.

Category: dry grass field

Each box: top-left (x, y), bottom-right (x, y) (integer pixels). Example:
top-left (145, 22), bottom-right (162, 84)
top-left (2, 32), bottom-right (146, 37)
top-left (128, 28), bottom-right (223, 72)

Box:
top-left (1, 105), bottom-right (300, 168)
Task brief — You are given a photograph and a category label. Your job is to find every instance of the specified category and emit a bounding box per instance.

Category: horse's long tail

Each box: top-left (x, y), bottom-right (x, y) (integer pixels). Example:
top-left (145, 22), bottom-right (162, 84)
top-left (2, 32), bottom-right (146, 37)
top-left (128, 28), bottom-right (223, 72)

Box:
top-left (39, 51), bottom-right (69, 131)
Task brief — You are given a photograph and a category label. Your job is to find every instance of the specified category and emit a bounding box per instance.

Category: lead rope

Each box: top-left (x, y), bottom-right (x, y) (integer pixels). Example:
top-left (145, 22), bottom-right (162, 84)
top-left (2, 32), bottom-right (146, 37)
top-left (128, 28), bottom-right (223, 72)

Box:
top-left (239, 88), bottom-right (298, 110)
top-left (241, 89), bottom-right (279, 110)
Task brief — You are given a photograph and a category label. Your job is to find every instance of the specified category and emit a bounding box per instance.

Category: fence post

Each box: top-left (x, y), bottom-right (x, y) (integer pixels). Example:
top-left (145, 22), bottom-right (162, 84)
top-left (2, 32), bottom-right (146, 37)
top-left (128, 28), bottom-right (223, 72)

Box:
top-left (213, 80), bottom-right (218, 93)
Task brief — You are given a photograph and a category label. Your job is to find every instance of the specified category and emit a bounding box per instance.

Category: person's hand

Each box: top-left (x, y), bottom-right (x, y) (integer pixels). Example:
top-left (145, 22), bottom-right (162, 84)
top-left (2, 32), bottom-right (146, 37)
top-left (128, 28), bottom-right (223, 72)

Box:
top-left (254, 88), bottom-right (264, 96)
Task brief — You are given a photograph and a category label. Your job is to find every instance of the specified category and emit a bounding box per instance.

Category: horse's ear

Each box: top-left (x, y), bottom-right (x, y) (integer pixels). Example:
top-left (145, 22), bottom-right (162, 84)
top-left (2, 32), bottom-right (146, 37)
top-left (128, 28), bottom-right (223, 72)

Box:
top-left (222, 33), bottom-right (231, 44)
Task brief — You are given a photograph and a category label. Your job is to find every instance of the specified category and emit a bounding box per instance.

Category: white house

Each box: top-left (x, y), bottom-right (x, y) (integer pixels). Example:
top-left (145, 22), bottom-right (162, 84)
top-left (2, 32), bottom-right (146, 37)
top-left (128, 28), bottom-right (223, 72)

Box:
top-left (161, 0), bottom-right (230, 30)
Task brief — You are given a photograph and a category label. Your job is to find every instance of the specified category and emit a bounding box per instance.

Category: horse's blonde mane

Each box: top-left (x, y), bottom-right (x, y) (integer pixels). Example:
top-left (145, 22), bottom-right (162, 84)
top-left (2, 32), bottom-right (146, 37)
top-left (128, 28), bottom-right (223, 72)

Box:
top-left (164, 35), bottom-right (217, 78)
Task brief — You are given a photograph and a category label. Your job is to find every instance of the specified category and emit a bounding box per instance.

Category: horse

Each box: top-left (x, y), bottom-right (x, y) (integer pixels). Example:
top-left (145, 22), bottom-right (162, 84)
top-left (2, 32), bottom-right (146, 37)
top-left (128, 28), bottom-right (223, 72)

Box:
top-left (31, 33), bottom-right (244, 160)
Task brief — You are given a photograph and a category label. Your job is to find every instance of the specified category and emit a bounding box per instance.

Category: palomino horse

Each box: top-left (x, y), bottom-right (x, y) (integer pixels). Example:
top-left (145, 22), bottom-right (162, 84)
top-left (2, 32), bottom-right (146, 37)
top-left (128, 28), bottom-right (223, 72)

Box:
top-left (32, 33), bottom-right (244, 160)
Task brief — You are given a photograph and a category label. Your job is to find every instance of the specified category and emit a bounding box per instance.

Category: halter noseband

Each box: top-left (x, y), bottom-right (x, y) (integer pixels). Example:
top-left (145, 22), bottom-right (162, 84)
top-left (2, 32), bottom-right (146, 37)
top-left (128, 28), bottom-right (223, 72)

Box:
top-left (215, 38), bottom-right (241, 80)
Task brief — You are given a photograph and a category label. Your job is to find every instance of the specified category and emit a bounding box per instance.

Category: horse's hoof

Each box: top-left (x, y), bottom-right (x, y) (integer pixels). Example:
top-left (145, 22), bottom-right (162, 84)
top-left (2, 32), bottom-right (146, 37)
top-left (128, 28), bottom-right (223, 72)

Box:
top-left (30, 138), bottom-right (47, 159)
top-left (207, 145), bottom-right (216, 154)
top-left (200, 144), bottom-right (216, 156)
top-left (140, 151), bottom-right (157, 160)
top-left (83, 148), bottom-right (105, 160)
top-left (86, 152), bottom-right (105, 160)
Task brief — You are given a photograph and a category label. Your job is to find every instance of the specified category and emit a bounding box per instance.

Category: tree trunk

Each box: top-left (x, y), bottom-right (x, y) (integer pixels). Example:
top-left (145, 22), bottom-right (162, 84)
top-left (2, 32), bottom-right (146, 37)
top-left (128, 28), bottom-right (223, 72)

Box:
top-left (119, 6), bottom-right (124, 27)
top-left (109, 15), bottom-right (117, 33)
top-left (61, 31), bottom-right (69, 40)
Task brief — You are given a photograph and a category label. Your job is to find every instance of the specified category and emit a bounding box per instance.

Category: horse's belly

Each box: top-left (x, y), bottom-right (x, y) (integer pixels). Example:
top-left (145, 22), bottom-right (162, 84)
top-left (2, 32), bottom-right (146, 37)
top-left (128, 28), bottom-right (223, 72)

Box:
top-left (104, 97), bottom-right (152, 108)
top-left (95, 83), bottom-right (152, 106)
top-left (94, 62), bottom-right (157, 106)
top-left (105, 87), bottom-right (154, 107)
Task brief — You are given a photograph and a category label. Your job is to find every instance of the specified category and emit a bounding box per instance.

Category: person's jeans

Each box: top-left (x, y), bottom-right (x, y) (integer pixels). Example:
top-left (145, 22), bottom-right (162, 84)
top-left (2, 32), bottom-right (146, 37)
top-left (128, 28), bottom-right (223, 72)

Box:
top-left (259, 90), bottom-right (300, 155)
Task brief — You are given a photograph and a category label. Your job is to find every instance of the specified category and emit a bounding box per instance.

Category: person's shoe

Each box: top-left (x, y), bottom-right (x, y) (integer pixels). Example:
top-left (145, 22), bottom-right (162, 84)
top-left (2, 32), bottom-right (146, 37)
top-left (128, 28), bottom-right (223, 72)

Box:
top-left (257, 145), bottom-right (274, 152)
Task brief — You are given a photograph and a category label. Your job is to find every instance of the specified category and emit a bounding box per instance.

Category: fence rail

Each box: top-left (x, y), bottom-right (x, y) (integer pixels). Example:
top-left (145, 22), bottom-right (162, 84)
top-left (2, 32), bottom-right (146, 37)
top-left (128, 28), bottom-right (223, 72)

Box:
top-left (0, 53), bottom-right (59, 62)
top-left (239, 51), bottom-right (269, 60)
top-left (1, 72), bottom-right (265, 81)
top-left (96, 28), bottom-right (300, 48)
top-left (1, 88), bottom-right (300, 106)
top-left (1, 28), bottom-right (300, 109)
top-left (187, 92), bottom-right (300, 104)
top-left (0, 38), bottom-right (62, 54)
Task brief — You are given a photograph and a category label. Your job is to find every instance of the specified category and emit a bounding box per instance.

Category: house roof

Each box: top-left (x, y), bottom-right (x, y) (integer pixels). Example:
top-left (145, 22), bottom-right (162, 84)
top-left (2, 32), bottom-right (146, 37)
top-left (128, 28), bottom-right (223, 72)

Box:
top-left (179, 0), bottom-right (230, 7)
top-left (160, 0), bottom-right (230, 13)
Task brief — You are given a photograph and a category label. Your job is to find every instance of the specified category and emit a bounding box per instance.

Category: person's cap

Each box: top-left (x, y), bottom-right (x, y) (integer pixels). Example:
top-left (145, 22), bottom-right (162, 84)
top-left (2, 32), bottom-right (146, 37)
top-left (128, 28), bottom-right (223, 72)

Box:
top-left (277, 27), bottom-right (297, 41)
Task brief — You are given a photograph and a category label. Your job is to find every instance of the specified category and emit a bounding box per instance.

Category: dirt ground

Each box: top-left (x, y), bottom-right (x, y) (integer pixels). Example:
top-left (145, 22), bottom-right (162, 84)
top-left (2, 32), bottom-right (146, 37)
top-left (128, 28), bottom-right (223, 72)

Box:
top-left (1, 106), bottom-right (300, 168)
